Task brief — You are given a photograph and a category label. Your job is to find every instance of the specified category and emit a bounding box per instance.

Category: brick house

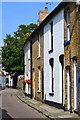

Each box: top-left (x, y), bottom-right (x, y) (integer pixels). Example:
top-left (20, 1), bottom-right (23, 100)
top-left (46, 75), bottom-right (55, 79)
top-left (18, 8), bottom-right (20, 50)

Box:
top-left (24, 7), bottom-right (48, 101)
top-left (31, 7), bottom-right (48, 101)
top-left (64, 2), bottom-right (80, 114)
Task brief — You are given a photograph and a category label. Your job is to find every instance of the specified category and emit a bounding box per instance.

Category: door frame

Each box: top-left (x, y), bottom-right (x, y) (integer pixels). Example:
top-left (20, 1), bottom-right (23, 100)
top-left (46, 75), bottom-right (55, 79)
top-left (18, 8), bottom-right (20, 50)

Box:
top-left (74, 59), bottom-right (78, 111)
top-left (67, 68), bottom-right (71, 110)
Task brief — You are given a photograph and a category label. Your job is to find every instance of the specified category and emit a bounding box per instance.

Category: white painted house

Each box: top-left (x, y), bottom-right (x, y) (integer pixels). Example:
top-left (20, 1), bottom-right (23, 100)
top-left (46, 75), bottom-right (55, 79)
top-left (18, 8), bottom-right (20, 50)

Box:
top-left (8, 74), bottom-right (13, 87)
top-left (24, 41), bottom-right (31, 95)
top-left (44, 8), bottom-right (64, 107)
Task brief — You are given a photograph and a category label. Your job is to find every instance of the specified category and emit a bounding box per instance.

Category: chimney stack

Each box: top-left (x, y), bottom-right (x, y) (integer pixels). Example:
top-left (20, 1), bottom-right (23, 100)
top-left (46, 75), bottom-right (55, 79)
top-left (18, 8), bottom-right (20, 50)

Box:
top-left (37, 7), bottom-right (49, 26)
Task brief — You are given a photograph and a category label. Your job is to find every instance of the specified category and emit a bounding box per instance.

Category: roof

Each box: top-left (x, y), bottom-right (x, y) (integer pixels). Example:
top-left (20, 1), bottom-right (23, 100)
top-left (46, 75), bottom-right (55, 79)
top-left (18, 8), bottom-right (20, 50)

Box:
top-left (23, 1), bottom-right (68, 47)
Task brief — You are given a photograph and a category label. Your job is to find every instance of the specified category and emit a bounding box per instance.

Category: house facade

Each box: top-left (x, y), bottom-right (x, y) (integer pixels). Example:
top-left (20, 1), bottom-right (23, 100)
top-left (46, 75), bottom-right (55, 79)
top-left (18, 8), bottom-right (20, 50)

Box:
top-left (64, 2), bottom-right (80, 113)
top-left (44, 8), bottom-right (64, 108)
top-left (24, 7), bottom-right (48, 100)
top-left (24, 41), bottom-right (31, 96)
top-left (31, 29), bottom-right (44, 101)
top-left (31, 7), bottom-right (48, 101)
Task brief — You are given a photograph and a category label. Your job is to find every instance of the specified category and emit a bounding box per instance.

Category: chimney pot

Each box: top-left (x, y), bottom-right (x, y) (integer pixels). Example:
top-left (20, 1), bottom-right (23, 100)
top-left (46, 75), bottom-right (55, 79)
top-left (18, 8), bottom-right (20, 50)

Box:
top-left (45, 7), bottom-right (48, 10)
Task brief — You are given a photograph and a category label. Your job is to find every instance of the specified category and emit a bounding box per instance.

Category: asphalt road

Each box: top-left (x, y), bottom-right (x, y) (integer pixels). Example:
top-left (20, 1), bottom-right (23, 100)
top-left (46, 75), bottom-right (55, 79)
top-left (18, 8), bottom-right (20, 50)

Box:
top-left (1, 88), bottom-right (47, 119)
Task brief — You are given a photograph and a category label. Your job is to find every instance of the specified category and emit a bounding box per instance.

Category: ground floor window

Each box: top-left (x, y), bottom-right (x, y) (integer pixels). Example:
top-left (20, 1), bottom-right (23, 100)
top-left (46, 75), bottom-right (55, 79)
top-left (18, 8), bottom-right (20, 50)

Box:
top-left (49, 58), bottom-right (54, 95)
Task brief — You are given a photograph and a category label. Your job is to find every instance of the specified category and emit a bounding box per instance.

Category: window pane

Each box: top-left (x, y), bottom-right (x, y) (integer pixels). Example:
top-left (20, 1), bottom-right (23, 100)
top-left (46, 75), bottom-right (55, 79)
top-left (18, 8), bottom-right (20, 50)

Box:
top-left (66, 10), bottom-right (70, 25)
top-left (66, 26), bottom-right (70, 41)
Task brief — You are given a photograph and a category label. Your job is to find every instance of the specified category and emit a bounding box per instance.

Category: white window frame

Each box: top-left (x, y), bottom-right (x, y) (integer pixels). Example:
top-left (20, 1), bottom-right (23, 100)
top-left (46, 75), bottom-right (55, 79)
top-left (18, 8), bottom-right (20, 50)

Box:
top-left (66, 10), bottom-right (70, 41)
top-left (38, 69), bottom-right (41, 92)
top-left (28, 48), bottom-right (30, 60)
top-left (38, 34), bottom-right (40, 57)
top-left (49, 21), bottom-right (53, 52)
top-left (49, 58), bottom-right (54, 95)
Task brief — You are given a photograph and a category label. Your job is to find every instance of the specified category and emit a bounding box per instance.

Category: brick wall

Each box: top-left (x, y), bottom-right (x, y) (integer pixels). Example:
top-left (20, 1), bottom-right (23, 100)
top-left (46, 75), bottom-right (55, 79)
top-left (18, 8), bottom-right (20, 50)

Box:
top-left (32, 28), bottom-right (44, 101)
top-left (77, 6), bottom-right (80, 115)
top-left (64, 3), bottom-right (79, 112)
top-left (38, 7), bottom-right (49, 26)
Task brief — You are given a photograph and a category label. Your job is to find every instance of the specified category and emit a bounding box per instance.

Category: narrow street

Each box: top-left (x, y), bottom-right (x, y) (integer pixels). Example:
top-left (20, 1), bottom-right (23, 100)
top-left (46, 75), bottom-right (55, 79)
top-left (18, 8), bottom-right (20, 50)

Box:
top-left (1, 88), bottom-right (47, 119)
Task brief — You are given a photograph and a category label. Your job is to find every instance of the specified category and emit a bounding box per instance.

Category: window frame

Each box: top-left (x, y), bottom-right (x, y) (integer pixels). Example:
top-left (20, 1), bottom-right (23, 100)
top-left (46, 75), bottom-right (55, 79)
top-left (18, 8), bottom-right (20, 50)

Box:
top-left (64, 8), bottom-right (70, 46)
top-left (37, 68), bottom-right (41, 93)
top-left (66, 10), bottom-right (70, 41)
top-left (49, 21), bottom-right (53, 53)
top-left (37, 34), bottom-right (40, 59)
top-left (49, 58), bottom-right (54, 96)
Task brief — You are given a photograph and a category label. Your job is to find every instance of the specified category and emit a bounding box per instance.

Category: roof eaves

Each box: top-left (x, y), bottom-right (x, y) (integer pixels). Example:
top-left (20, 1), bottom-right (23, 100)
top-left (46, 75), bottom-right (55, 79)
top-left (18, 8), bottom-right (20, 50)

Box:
top-left (23, 1), bottom-right (67, 48)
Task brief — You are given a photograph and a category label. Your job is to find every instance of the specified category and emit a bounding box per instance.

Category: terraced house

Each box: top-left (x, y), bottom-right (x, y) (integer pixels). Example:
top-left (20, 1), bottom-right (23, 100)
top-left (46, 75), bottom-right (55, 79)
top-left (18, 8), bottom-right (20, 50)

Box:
top-left (23, 1), bottom-right (80, 115)
top-left (64, 2), bottom-right (80, 113)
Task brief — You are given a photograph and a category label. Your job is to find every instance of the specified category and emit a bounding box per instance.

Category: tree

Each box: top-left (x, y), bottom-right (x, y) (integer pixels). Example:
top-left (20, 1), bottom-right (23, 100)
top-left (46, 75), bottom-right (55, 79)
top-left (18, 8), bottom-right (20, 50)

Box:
top-left (2, 23), bottom-right (37, 75)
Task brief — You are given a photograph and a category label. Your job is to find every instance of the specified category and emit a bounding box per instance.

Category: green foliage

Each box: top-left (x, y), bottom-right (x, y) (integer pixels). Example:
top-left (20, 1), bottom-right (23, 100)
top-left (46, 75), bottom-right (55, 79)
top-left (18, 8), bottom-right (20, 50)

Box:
top-left (2, 23), bottom-right (37, 75)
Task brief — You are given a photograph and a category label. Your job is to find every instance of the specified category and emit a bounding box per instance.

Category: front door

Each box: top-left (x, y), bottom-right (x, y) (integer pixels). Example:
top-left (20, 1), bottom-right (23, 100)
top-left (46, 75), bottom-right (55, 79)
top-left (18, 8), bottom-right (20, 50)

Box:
top-left (74, 60), bottom-right (78, 111)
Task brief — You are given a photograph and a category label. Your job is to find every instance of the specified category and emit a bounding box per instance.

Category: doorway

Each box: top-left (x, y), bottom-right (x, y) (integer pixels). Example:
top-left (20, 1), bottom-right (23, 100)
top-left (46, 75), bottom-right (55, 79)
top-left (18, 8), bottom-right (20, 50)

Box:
top-left (74, 59), bottom-right (78, 111)
top-left (67, 68), bottom-right (71, 110)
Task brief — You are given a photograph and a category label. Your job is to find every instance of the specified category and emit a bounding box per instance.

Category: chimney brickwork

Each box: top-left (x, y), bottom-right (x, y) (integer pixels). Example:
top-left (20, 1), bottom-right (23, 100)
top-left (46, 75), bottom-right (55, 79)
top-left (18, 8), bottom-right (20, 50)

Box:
top-left (38, 7), bottom-right (49, 26)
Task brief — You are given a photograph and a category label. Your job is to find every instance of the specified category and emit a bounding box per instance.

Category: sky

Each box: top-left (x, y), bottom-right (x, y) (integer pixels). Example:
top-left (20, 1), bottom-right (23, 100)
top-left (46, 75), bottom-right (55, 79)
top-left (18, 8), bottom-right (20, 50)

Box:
top-left (1, 1), bottom-right (61, 47)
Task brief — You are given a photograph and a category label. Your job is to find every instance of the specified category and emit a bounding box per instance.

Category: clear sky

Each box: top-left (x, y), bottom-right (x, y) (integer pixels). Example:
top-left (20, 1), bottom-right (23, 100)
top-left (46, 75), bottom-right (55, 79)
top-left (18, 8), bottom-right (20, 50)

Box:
top-left (1, 1), bottom-right (60, 47)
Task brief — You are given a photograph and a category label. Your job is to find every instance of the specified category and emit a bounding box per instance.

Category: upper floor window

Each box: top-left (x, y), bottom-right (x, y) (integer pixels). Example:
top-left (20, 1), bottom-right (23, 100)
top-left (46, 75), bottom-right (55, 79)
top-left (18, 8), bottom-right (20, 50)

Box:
top-left (38, 34), bottom-right (40, 57)
top-left (37, 34), bottom-right (40, 58)
top-left (28, 49), bottom-right (30, 59)
top-left (49, 21), bottom-right (53, 53)
top-left (64, 9), bottom-right (70, 46)
top-left (66, 10), bottom-right (70, 41)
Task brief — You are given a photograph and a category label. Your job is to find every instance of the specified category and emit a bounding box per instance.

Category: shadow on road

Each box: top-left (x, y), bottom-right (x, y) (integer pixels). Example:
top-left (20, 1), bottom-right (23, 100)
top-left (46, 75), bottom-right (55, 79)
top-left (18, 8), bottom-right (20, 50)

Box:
top-left (0, 108), bottom-right (14, 120)
top-left (1, 108), bottom-right (49, 120)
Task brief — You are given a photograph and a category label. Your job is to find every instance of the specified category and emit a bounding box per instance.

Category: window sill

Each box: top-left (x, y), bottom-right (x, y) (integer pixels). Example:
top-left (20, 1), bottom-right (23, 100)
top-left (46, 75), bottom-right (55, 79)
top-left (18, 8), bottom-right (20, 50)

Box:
top-left (37, 56), bottom-right (40, 59)
top-left (64, 40), bottom-right (70, 47)
top-left (49, 92), bottom-right (54, 96)
top-left (48, 49), bottom-right (53, 54)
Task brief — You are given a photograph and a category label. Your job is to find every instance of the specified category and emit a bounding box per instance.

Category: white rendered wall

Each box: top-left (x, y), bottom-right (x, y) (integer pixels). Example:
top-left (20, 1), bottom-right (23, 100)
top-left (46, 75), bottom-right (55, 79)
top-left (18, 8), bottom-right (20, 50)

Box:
top-left (9, 75), bottom-right (13, 87)
top-left (44, 9), bottom-right (64, 104)
top-left (24, 41), bottom-right (31, 94)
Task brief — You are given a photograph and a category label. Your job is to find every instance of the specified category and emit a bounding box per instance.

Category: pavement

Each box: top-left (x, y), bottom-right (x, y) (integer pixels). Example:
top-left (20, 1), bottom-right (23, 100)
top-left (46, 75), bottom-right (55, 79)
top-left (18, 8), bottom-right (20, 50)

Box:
top-left (16, 89), bottom-right (80, 120)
